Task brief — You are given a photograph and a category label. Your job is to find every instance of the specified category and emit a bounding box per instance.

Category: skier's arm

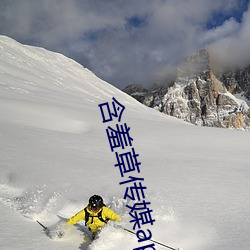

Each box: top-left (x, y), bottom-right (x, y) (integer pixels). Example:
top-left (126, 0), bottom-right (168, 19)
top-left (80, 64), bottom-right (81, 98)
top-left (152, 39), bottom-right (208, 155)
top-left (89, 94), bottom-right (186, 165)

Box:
top-left (67, 209), bottom-right (85, 225)
top-left (104, 207), bottom-right (122, 222)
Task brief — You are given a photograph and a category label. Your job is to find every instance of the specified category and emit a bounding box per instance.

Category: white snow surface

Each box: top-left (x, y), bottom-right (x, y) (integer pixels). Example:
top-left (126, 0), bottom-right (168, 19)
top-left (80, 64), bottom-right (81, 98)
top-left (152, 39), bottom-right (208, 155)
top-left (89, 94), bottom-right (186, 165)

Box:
top-left (0, 35), bottom-right (250, 250)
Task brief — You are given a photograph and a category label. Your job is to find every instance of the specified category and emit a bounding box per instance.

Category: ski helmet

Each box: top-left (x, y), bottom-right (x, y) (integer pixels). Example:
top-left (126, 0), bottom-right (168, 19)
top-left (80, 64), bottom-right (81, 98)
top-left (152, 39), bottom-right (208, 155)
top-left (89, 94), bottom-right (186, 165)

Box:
top-left (89, 195), bottom-right (104, 210)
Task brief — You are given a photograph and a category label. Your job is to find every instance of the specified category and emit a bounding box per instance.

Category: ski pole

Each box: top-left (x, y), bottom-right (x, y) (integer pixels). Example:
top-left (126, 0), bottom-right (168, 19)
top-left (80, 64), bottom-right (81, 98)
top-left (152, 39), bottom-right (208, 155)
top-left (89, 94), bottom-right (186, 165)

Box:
top-left (123, 227), bottom-right (181, 250)
top-left (37, 220), bottom-right (49, 231)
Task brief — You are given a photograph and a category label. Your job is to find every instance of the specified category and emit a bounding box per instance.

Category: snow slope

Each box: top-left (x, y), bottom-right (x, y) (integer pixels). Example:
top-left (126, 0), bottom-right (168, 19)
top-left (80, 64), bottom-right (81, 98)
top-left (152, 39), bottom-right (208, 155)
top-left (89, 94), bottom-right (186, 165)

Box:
top-left (0, 35), bottom-right (250, 250)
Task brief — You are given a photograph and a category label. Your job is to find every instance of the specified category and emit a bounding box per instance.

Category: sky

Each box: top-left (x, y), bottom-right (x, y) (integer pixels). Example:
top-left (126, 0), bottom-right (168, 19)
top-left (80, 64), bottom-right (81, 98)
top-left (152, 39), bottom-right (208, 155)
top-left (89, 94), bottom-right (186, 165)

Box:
top-left (0, 0), bottom-right (249, 89)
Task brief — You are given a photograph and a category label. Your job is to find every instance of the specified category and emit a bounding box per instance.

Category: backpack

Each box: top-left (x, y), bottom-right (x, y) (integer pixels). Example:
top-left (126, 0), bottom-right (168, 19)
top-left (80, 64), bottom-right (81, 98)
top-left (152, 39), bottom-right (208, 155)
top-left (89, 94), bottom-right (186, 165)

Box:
top-left (84, 206), bottom-right (109, 226)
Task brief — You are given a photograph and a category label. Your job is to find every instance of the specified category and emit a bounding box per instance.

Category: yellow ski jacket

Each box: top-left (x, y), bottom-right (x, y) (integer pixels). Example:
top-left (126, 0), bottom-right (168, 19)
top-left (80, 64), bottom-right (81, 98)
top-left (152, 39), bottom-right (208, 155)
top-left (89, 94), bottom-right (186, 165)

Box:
top-left (67, 206), bottom-right (121, 233)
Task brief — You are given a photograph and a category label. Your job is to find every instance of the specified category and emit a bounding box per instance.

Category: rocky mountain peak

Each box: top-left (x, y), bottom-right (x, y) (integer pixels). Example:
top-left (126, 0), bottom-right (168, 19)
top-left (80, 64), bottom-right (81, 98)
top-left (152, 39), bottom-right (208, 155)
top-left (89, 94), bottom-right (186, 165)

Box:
top-left (177, 48), bottom-right (210, 78)
top-left (123, 49), bottom-right (250, 130)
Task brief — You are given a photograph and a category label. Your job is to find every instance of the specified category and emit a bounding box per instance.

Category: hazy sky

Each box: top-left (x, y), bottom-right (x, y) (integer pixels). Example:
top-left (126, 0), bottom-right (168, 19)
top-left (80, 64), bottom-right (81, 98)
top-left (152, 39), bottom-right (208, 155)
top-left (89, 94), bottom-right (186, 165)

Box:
top-left (0, 0), bottom-right (249, 89)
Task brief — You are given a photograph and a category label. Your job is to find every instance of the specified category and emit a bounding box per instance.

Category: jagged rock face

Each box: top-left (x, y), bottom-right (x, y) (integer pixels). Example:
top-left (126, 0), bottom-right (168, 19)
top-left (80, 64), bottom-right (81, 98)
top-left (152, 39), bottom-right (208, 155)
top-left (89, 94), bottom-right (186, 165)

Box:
top-left (162, 73), bottom-right (249, 128)
top-left (123, 49), bottom-right (250, 130)
top-left (123, 84), bottom-right (147, 103)
top-left (218, 66), bottom-right (250, 99)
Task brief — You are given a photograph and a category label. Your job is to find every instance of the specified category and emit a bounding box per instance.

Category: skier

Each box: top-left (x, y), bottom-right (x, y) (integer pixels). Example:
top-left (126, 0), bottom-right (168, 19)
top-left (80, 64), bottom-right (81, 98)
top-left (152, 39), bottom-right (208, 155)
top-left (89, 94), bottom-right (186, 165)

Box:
top-left (66, 194), bottom-right (121, 239)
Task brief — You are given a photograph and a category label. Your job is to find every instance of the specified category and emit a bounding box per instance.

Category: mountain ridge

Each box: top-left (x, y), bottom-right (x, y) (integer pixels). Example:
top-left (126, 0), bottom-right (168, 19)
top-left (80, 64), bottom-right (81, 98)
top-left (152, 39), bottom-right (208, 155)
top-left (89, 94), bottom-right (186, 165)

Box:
top-left (123, 49), bottom-right (250, 130)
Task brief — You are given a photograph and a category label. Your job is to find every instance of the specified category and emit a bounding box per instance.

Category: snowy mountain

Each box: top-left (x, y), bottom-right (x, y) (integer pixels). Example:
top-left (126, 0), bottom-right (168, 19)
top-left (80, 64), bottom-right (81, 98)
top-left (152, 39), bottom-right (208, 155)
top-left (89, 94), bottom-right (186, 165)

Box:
top-left (124, 49), bottom-right (250, 130)
top-left (0, 36), bottom-right (250, 250)
top-left (217, 65), bottom-right (250, 100)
